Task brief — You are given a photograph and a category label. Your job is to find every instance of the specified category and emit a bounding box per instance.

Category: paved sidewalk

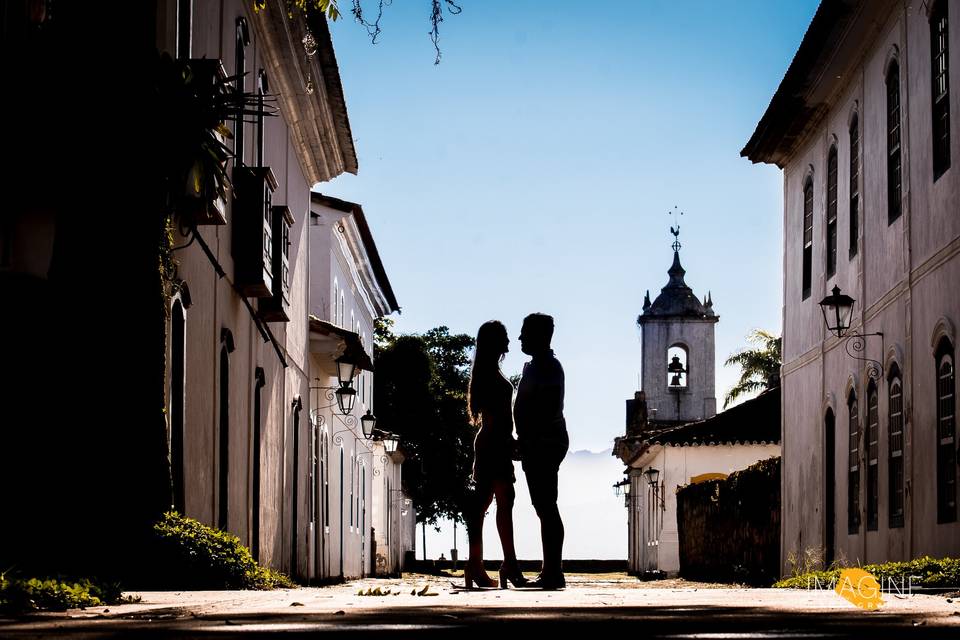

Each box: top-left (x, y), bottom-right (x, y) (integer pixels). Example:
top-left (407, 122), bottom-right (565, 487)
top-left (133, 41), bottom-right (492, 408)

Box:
top-left (2, 573), bottom-right (959, 638)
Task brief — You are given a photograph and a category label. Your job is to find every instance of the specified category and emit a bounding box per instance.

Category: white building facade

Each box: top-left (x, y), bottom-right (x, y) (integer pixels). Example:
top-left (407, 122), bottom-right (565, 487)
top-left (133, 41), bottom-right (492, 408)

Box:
top-left (308, 194), bottom-right (403, 580)
top-left (743, 0), bottom-right (960, 574)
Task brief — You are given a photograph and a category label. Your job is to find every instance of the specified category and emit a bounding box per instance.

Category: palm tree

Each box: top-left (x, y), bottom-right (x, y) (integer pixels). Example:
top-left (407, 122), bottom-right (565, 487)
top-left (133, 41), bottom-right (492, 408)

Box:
top-left (723, 329), bottom-right (782, 409)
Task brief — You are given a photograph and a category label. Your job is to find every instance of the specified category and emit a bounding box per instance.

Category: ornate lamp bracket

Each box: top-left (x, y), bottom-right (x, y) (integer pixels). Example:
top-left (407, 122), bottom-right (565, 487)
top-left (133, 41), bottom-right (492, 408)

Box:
top-left (843, 331), bottom-right (885, 380)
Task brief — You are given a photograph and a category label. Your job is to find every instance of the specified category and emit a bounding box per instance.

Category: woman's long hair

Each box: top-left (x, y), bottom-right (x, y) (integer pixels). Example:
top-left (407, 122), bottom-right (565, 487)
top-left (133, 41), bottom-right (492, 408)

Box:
top-left (467, 321), bottom-right (508, 425)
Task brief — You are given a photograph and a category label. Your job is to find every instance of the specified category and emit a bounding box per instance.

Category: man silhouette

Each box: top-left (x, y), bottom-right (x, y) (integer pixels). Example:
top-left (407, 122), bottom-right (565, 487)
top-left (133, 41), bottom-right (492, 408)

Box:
top-left (514, 313), bottom-right (568, 589)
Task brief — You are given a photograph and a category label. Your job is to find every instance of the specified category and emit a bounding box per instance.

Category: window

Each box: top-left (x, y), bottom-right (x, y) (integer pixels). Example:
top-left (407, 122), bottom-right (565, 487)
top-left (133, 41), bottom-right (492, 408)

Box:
top-left (887, 61), bottom-right (902, 223)
top-left (849, 115), bottom-right (860, 258)
top-left (825, 409), bottom-right (836, 564)
top-left (171, 300), bottom-right (186, 515)
top-left (937, 338), bottom-right (957, 523)
top-left (339, 447), bottom-right (344, 537)
top-left (290, 401), bottom-right (302, 572)
top-left (333, 279), bottom-right (339, 323)
top-left (932, 1), bottom-right (951, 179)
top-left (866, 381), bottom-right (879, 530)
top-left (848, 391), bottom-right (861, 533)
top-left (234, 18), bottom-right (249, 167)
top-left (802, 177), bottom-right (814, 299)
top-left (323, 429), bottom-right (330, 529)
top-left (888, 366), bottom-right (904, 528)
top-left (176, 0), bottom-right (192, 59)
top-left (826, 146), bottom-right (838, 277)
top-left (350, 452), bottom-right (354, 529)
top-left (309, 418), bottom-right (317, 530)
top-left (252, 368), bottom-right (265, 560)
top-left (218, 345), bottom-right (230, 530)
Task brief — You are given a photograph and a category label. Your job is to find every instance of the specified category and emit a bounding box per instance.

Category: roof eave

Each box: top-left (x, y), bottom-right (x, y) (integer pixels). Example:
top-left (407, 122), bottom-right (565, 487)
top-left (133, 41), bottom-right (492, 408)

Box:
top-left (741, 0), bottom-right (874, 166)
top-left (312, 193), bottom-right (400, 315)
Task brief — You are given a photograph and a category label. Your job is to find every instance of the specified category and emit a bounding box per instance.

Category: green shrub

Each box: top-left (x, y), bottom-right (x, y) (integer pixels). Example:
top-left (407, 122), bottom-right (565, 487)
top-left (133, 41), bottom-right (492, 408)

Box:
top-left (775, 555), bottom-right (960, 589)
top-left (152, 511), bottom-right (294, 590)
top-left (0, 573), bottom-right (124, 613)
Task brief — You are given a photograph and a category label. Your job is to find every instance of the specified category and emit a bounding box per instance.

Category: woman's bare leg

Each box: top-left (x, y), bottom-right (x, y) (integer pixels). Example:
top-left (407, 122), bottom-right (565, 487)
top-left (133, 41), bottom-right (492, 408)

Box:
top-left (467, 486), bottom-right (495, 573)
top-left (493, 481), bottom-right (518, 565)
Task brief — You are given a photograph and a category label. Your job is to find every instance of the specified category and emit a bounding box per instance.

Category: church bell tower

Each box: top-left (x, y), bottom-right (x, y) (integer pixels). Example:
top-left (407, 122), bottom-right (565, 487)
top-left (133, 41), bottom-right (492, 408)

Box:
top-left (637, 214), bottom-right (718, 425)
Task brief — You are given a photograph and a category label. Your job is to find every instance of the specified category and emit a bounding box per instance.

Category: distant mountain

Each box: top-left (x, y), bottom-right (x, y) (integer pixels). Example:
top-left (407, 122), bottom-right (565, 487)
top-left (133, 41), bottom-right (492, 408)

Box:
top-left (422, 447), bottom-right (627, 561)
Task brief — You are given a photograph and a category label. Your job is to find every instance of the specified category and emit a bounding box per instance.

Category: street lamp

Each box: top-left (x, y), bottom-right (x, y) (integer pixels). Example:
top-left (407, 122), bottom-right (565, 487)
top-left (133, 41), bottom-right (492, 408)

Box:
top-left (335, 385), bottom-right (356, 415)
top-left (336, 358), bottom-right (357, 388)
top-left (818, 285), bottom-right (856, 338)
top-left (360, 410), bottom-right (377, 439)
top-left (644, 467), bottom-right (665, 511)
top-left (816, 285), bottom-right (883, 379)
top-left (382, 433), bottom-right (400, 454)
top-left (613, 478), bottom-right (630, 497)
top-left (643, 467), bottom-right (660, 488)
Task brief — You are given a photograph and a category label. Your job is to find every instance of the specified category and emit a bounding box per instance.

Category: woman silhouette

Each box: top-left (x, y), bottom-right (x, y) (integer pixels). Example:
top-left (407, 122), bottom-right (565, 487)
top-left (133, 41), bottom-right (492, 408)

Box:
top-left (463, 320), bottom-right (528, 589)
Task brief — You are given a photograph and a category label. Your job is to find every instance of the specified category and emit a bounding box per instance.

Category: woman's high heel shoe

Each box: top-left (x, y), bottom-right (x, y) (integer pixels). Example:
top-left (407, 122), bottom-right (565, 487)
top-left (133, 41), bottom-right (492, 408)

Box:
top-left (464, 563), bottom-right (498, 589)
top-left (498, 563), bottom-right (529, 589)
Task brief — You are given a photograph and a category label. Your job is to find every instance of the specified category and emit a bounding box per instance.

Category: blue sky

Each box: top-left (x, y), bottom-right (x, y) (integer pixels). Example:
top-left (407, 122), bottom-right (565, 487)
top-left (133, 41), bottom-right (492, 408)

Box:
top-left (326, 0), bottom-right (818, 459)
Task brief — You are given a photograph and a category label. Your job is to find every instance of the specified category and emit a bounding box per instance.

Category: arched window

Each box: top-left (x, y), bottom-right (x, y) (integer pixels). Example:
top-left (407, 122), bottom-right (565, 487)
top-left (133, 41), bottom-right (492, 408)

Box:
top-left (667, 344), bottom-right (688, 388)
top-left (826, 145), bottom-right (838, 277)
top-left (176, 0), bottom-right (192, 59)
top-left (291, 400), bottom-right (302, 573)
top-left (802, 176), bottom-right (814, 299)
top-left (171, 300), bottom-right (186, 514)
top-left (888, 365), bottom-right (904, 528)
top-left (355, 458), bottom-right (361, 535)
top-left (309, 413), bottom-right (318, 535)
top-left (849, 115), bottom-right (860, 258)
top-left (339, 446), bottom-right (345, 574)
top-left (931, 0), bottom-right (951, 179)
top-left (937, 337), bottom-right (957, 523)
top-left (824, 408), bottom-right (836, 563)
top-left (333, 279), bottom-right (339, 323)
top-left (218, 344), bottom-right (230, 530)
top-left (847, 390), bottom-right (861, 533)
top-left (252, 367), bottom-right (265, 560)
top-left (323, 429), bottom-right (330, 530)
top-left (886, 60), bottom-right (902, 224)
top-left (866, 381), bottom-right (880, 530)
top-left (350, 451), bottom-right (355, 530)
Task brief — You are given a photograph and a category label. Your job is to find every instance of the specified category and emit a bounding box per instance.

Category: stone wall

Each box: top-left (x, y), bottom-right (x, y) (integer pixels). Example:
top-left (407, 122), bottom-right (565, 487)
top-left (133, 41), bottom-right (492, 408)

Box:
top-left (677, 457), bottom-right (780, 585)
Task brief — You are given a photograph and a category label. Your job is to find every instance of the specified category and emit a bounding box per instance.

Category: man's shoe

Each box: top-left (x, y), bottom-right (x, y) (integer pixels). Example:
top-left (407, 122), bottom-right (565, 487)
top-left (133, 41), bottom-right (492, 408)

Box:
top-left (526, 574), bottom-right (565, 590)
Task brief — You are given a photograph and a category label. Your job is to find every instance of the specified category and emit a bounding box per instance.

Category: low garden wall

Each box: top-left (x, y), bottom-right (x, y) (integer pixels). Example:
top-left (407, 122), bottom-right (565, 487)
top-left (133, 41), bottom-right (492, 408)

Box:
top-left (676, 456), bottom-right (780, 585)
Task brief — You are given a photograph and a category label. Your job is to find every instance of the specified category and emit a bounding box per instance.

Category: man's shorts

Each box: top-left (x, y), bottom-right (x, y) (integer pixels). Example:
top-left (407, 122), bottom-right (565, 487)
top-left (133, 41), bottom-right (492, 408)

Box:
top-left (521, 430), bottom-right (569, 511)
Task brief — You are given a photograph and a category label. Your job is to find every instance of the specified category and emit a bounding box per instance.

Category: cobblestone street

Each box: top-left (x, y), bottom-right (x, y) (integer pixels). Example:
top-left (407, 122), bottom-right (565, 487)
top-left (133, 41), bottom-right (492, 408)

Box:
top-left (3, 573), bottom-right (959, 638)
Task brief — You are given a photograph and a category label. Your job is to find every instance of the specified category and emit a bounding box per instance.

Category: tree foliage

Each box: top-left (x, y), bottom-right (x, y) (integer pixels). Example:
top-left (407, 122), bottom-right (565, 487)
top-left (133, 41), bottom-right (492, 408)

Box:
top-left (373, 319), bottom-right (475, 527)
top-left (258, 0), bottom-right (463, 64)
top-left (723, 329), bottom-right (782, 409)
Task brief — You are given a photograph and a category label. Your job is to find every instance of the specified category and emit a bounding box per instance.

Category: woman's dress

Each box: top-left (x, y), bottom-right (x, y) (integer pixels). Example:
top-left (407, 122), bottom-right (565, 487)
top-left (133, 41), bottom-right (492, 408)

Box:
top-left (472, 373), bottom-right (516, 489)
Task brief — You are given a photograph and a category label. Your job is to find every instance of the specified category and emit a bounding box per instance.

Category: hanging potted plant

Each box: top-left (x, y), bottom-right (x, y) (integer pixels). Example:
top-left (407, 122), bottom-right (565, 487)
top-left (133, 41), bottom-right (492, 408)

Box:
top-left (154, 53), bottom-right (272, 226)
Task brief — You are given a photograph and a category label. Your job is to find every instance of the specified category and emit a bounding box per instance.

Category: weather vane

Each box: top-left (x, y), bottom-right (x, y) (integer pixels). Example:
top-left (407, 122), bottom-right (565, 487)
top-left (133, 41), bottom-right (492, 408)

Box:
top-left (668, 205), bottom-right (683, 252)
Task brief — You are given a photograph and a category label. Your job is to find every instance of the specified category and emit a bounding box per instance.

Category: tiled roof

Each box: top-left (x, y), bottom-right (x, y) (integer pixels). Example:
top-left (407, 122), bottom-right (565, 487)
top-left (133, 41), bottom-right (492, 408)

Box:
top-left (649, 386), bottom-right (781, 446)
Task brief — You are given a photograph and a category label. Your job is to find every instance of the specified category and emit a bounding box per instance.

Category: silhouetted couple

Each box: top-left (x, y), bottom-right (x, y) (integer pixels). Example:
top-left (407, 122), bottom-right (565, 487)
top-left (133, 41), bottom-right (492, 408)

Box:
top-left (463, 313), bottom-right (568, 590)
